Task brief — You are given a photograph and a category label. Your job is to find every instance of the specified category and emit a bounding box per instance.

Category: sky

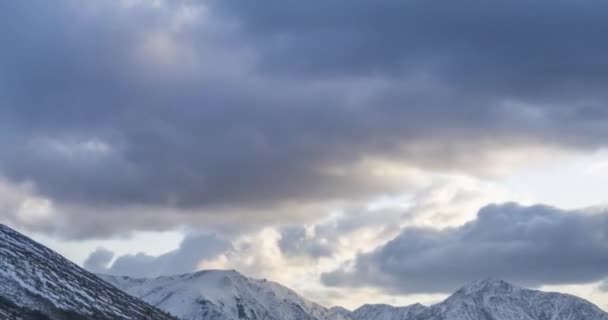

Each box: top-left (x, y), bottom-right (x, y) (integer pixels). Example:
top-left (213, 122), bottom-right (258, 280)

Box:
top-left (1, 0), bottom-right (608, 311)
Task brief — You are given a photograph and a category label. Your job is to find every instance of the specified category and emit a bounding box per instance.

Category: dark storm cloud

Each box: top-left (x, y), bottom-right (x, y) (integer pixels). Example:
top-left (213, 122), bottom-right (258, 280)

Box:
top-left (0, 0), bottom-right (384, 209)
top-left (207, 0), bottom-right (608, 144)
top-left (2, 0), bottom-right (608, 236)
top-left (209, 1), bottom-right (608, 88)
top-left (84, 232), bottom-right (232, 277)
top-left (321, 203), bottom-right (608, 294)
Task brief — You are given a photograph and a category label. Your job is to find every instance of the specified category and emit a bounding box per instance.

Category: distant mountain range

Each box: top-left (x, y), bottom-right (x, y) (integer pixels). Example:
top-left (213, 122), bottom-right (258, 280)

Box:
top-left (104, 272), bottom-right (608, 320)
top-left (346, 279), bottom-right (608, 320)
top-left (1, 224), bottom-right (607, 320)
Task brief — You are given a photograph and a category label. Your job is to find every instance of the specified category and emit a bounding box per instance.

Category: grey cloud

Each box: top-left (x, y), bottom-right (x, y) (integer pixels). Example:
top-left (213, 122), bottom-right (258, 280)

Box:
top-left (278, 226), bottom-right (333, 259)
top-left (86, 232), bottom-right (232, 277)
top-left (208, 0), bottom-right (608, 145)
top-left (277, 206), bottom-right (406, 259)
top-left (83, 247), bottom-right (114, 273)
top-left (321, 203), bottom-right (608, 294)
top-left (210, 1), bottom-right (608, 88)
top-left (2, 0), bottom-right (608, 238)
top-left (314, 208), bottom-right (404, 238)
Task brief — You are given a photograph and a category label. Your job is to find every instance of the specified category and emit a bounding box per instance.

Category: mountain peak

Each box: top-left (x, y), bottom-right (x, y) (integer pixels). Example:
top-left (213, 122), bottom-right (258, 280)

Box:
top-left (102, 269), bottom-right (335, 320)
top-left (456, 278), bottom-right (519, 295)
top-left (429, 278), bottom-right (608, 320)
top-left (172, 268), bottom-right (244, 281)
top-left (329, 305), bottom-right (351, 313)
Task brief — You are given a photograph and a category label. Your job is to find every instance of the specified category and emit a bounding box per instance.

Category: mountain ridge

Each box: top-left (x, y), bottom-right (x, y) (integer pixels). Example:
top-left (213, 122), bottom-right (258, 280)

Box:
top-left (100, 269), bottom-right (347, 320)
top-left (1, 223), bottom-right (607, 320)
top-left (103, 271), bottom-right (608, 320)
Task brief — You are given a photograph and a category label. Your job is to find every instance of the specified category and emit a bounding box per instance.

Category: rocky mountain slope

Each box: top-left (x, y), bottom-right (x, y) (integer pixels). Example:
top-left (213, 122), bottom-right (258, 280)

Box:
top-left (0, 224), bottom-right (176, 320)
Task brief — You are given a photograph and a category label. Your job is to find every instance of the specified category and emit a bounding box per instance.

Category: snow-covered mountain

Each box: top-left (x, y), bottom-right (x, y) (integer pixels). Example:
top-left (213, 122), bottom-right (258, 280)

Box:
top-left (101, 270), bottom-right (350, 320)
top-left (346, 279), bottom-right (608, 320)
top-left (0, 224), bottom-right (177, 320)
top-left (411, 279), bottom-right (608, 320)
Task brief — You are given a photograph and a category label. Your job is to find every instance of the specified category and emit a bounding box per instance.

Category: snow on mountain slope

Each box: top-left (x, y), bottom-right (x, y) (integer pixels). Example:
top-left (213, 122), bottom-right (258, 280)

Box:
top-left (412, 279), bottom-right (608, 320)
top-left (0, 224), bottom-right (177, 320)
top-left (101, 270), bottom-right (349, 320)
top-left (350, 303), bottom-right (427, 320)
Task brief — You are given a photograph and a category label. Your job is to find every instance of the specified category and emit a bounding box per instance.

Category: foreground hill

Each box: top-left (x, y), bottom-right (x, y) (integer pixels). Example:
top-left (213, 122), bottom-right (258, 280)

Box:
top-left (0, 224), bottom-right (176, 320)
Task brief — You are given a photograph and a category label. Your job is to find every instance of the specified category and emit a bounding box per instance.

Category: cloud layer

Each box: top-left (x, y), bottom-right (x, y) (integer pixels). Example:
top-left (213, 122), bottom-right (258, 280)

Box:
top-left (322, 203), bottom-right (608, 294)
top-left (1, 0), bottom-right (608, 238)
top-left (85, 232), bottom-right (231, 277)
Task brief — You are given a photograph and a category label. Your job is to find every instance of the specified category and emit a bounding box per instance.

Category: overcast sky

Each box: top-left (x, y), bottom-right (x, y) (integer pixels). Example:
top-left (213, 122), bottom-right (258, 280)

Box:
top-left (2, 0), bottom-right (608, 310)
